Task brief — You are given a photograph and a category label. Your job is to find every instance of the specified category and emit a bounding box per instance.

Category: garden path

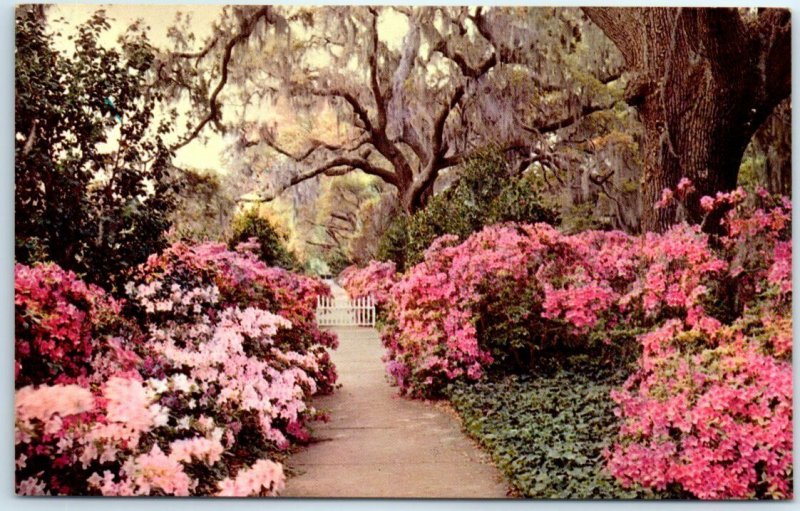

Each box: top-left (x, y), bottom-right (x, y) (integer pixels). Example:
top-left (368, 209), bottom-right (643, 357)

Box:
top-left (282, 286), bottom-right (509, 498)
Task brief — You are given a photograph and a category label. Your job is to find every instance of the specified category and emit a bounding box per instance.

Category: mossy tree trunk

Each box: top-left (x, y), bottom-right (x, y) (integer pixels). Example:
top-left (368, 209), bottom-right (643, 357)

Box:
top-left (585, 7), bottom-right (790, 232)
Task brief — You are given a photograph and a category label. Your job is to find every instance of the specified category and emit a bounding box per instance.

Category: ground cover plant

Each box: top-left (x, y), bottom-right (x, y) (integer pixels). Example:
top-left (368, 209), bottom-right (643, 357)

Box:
top-left (447, 369), bottom-right (665, 499)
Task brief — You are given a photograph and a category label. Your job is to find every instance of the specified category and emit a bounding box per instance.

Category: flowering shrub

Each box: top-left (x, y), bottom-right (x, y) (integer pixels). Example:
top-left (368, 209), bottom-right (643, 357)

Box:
top-left (15, 241), bottom-right (338, 496)
top-left (15, 263), bottom-right (139, 387)
top-left (377, 181), bottom-right (791, 499)
top-left (15, 372), bottom-right (283, 496)
top-left (339, 260), bottom-right (397, 312)
top-left (605, 186), bottom-right (792, 499)
top-left (129, 241), bottom-right (338, 394)
top-left (378, 220), bottom-right (725, 397)
top-left (606, 314), bottom-right (792, 499)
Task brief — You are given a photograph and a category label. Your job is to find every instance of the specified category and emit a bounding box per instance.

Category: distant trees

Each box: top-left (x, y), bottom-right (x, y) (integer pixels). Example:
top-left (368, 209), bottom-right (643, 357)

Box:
top-left (377, 151), bottom-right (558, 271)
top-left (584, 7), bottom-right (791, 232)
top-left (168, 168), bottom-right (237, 242)
top-left (161, 6), bottom-right (625, 214)
top-left (228, 210), bottom-right (299, 270)
top-left (301, 174), bottom-right (391, 271)
top-left (16, 9), bottom-right (175, 286)
top-left (144, 5), bottom-right (792, 246)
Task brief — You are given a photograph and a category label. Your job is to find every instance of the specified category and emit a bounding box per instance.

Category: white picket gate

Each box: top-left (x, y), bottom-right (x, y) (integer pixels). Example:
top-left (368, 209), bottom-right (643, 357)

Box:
top-left (316, 295), bottom-right (376, 327)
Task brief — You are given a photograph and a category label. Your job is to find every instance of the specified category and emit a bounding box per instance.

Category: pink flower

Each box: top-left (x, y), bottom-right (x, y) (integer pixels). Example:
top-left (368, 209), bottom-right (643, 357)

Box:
top-left (700, 196), bottom-right (715, 212)
top-left (103, 377), bottom-right (154, 432)
top-left (169, 436), bottom-right (225, 465)
top-left (216, 459), bottom-right (285, 497)
top-left (656, 188), bottom-right (674, 209)
top-left (16, 384), bottom-right (94, 421)
top-left (676, 177), bottom-right (695, 197)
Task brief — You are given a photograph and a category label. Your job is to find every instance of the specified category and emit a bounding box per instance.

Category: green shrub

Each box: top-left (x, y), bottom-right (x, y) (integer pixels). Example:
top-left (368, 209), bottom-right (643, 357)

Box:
top-left (15, 10), bottom-right (175, 289)
top-left (487, 172), bottom-right (560, 225)
top-left (447, 368), bottom-right (666, 499)
top-left (377, 150), bottom-right (558, 271)
top-left (376, 216), bottom-right (410, 271)
top-left (228, 211), bottom-right (299, 270)
top-left (323, 249), bottom-right (351, 277)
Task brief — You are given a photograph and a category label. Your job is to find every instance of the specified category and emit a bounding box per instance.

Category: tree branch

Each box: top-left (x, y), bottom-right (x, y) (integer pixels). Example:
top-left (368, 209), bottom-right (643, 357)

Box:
top-left (582, 8), bottom-right (642, 67)
top-left (262, 156), bottom-right (399, 201)
top-left (173, 34), bottom-right (220, 64)
top-left (173, 7), bottom-right (277, 150)
top-left (311, 88), bottom-right (375, 134)
top-left (259, 131), bottom-right (371, 162)
top-left (367, 7), bottom-right (387, 132)
top-left (520, 101), bottom-right (615, 135)
top-left (388, 124), bottom-right (428, 167)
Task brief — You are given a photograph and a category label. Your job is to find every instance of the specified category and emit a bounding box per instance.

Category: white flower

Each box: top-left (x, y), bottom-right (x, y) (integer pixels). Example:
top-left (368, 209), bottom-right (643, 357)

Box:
top-left (147, 378), bottom-right (169, 395)
top-left (171, 374), bottom-right (192, 393)
top-left (149, 404), bottom-right (170, 428)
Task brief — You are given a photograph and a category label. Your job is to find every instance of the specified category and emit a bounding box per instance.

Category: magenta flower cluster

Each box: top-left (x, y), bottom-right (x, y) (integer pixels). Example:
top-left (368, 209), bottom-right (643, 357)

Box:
top-left (351, 183), bottom-right (791, 499)
top-left (340, 260), bottom-right (398, 310)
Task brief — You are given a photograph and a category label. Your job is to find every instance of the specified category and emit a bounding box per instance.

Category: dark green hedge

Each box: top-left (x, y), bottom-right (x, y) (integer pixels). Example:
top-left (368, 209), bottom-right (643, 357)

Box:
top-left (228, 211), bottom-right (300, 270)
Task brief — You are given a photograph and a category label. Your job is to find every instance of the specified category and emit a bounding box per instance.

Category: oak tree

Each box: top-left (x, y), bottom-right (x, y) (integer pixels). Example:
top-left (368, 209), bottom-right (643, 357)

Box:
top-left (584, 7), bottom-right (791, 231)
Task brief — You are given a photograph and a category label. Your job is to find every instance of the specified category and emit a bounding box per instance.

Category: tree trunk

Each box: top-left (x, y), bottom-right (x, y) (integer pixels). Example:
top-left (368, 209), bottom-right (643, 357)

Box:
top-left (584, 7), bottom-right (791, 232)
top-left (637, 60), bottom-right (756, 232)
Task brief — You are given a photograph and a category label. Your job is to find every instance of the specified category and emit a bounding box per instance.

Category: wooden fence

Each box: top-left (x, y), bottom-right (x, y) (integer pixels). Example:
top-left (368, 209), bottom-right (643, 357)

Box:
top-left (316, 295), bottom-right (376, 327)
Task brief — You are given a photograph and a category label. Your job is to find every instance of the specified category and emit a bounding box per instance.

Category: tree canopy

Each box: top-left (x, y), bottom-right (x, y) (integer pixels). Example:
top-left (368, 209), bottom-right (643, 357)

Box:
top-left (159, 6), bottom-right (630, 216)
top-left (16, 8), bottom-right (175, 286)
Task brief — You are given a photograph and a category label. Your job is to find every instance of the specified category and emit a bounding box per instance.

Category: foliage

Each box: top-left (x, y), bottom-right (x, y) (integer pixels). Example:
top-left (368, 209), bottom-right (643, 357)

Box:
top-left (15, 241), bottom-right (338, 496)
top-left (15, 10), bottom-right (175, 287)
top-left (369, 180), bottom-right (792, 499)
top-left (486, 171), bottom-right (563, 225)
top-left (129, 241), bottom-right (338, 394)
top-left (339, 261), bottom-right (398, 321)
top-left (168, 168), bottom-right (237, 243)
top-left (323, 251), bottom-right (353, 278)
top-left (228, 210), bottom-right (299, 271)
top-left (607, 187), bottom-right (792, 499)
top-left (447, 370), bottom-right (664, 499)
top-left (378, 223), bottom-right (647, 397)
top-left (300, 174), bottom-right (392, 272)
top-left (377, 152), bottom-right (558, 271)
top-left (375, 216), bottom-right (411, 273)
top-left (163, 6), bottom-right (625, 214)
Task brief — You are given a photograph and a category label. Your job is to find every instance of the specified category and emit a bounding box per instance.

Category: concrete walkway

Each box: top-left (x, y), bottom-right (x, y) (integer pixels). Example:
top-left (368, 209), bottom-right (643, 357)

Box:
top-left (283, 315), bottom-right (509, 497)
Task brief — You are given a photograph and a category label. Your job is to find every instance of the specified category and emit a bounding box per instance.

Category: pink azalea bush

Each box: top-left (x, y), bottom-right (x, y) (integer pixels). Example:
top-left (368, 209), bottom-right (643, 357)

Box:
top-left (606, 187), bottom-right (792, 499)
top-left (378, 221), bottom-right (726, 397)
top-left (339, 260), bottom-right (398, 310)
top-left (15, 263), bottom-right (140, 387)
top-left (375, 182), bottom-right (791, 499)
top-left (15, 241), bottom-right (338, 496)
